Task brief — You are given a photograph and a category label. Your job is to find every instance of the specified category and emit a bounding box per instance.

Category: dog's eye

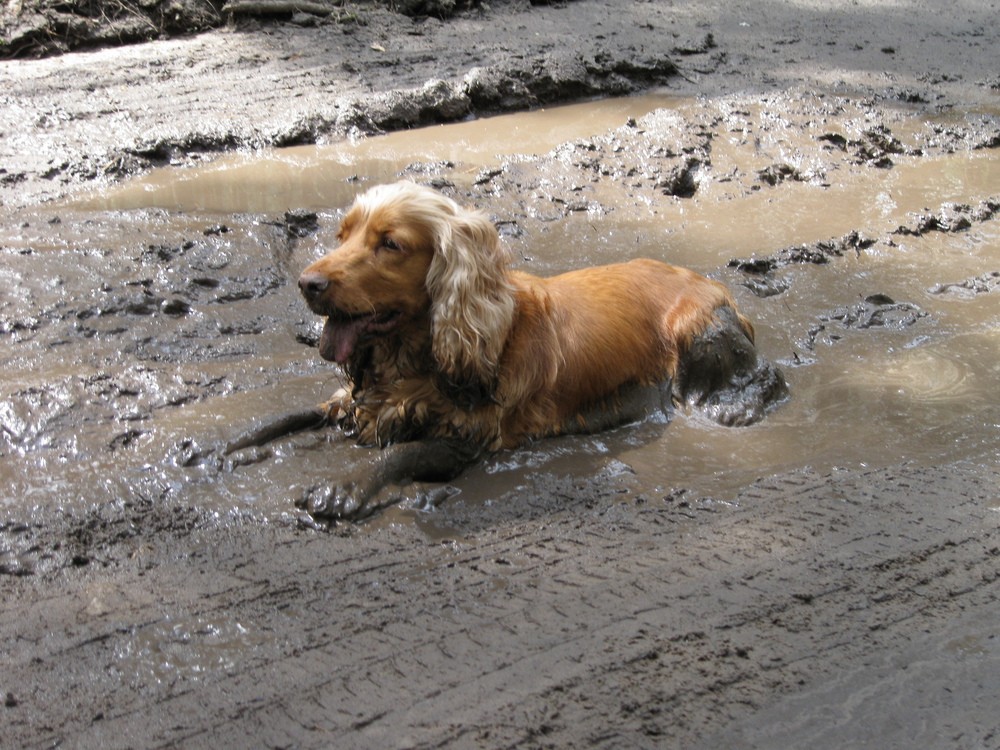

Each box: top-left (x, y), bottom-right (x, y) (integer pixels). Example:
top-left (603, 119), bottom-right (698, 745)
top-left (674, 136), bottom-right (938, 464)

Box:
top-left (380, 235), bottom-right (402, 252)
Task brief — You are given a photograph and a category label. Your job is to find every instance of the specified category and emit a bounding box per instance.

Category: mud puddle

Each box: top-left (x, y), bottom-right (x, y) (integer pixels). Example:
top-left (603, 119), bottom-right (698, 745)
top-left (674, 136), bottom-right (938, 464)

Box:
top-left (3, 94), bottom-right (999, 532)
top-left (70, 94), bottom-right (683, 214)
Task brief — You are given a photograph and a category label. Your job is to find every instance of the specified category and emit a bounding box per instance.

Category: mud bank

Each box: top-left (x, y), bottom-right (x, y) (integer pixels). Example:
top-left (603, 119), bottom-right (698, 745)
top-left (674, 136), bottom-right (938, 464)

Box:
top-left (1, 0), bottom-right (694, 209)
top-left (2, 0), bottom-right (1000, 747)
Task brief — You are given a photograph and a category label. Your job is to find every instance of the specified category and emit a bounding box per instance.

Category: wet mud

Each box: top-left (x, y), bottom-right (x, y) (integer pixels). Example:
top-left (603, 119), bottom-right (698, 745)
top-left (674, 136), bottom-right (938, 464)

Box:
top-left (2, 0), bottom-right (1000, 747)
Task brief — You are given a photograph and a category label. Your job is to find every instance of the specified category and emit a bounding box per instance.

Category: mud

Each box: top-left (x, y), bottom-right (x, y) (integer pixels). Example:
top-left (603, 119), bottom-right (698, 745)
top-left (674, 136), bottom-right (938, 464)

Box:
top-left (2, 0), bottom-right (1000, 747)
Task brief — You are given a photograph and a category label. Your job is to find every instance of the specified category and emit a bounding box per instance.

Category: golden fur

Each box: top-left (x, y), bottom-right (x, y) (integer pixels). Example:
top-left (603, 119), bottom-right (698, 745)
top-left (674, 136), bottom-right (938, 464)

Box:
top-left (298, 181), bottom-right (762, 453)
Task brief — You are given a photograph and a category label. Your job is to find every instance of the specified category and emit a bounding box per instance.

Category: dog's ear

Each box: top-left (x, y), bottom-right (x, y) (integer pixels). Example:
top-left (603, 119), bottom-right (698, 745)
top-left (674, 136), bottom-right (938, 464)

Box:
top-left (425, 206), bottom-right (515, 406)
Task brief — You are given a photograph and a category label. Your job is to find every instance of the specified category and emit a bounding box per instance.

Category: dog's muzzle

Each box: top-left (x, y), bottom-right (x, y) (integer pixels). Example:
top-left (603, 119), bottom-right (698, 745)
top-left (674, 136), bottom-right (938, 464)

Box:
top-left (298, 271), bottom-right (330, 313)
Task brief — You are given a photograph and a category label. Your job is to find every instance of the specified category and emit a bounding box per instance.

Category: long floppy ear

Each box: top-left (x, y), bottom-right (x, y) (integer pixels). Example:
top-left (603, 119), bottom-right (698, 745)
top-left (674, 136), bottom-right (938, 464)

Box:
top-left (425, 204), bottom-right (516, 407)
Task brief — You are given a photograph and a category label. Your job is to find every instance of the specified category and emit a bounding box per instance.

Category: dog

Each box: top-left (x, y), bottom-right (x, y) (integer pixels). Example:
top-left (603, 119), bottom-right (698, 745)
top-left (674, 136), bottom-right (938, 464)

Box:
top-left (294, 181), bottom-right (786, 519)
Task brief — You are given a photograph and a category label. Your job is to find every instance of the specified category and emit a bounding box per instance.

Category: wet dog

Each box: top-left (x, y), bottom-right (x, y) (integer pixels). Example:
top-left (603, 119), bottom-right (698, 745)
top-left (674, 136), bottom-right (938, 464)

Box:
top-left (292, 181), bottom-right (786, 519)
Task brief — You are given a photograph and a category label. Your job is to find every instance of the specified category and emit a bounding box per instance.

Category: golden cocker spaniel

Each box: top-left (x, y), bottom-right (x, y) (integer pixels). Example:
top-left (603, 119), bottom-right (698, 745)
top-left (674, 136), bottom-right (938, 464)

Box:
top-left (294, 181), bottom-right (786, 519)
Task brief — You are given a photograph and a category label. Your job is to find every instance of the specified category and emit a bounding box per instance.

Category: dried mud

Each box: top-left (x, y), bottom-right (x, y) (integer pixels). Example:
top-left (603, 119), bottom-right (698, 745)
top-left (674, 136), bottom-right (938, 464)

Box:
top-left (2, 1), bottom-right (1000, 747)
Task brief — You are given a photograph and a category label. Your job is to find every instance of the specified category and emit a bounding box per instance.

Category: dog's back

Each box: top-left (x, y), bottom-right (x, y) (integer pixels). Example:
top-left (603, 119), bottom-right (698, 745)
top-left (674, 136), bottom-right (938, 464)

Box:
top-left (496, 257), bottom-right (781, 441)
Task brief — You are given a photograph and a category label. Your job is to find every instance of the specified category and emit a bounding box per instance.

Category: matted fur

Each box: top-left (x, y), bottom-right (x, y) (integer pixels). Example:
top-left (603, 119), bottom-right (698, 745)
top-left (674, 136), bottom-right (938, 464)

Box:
top-left (299, 181), bottom-right (777, 455)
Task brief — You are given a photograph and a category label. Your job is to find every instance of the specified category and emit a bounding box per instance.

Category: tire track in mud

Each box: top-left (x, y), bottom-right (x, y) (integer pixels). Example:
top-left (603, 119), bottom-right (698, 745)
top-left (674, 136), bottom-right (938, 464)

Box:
top-left (5, 459), bottom-right (997, 748)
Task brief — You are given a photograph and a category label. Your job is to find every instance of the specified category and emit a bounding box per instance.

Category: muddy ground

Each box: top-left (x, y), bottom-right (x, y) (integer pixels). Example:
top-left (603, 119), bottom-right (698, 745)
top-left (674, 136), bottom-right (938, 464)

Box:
top-left (2, 0), bottom-right (1000, 747)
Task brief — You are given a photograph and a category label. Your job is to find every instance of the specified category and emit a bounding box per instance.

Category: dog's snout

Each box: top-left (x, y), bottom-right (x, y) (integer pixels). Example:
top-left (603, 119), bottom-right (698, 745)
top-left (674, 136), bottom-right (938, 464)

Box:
top-left (298, 271), bottom-right (330, 301)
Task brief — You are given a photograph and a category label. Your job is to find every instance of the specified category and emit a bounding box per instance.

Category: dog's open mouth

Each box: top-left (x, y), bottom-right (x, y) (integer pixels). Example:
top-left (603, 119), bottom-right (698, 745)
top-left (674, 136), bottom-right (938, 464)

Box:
top-left (319, 308), bottom-right (402, 363)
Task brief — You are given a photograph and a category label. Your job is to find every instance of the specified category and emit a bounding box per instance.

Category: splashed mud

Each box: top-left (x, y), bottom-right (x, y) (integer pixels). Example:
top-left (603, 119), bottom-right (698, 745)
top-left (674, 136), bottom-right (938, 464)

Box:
top-left (1, 1), bottom-right (999, 748)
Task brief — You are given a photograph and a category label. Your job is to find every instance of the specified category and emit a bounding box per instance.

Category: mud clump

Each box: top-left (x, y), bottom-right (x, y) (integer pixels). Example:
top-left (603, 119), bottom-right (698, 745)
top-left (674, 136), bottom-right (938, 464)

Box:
top-left (803, 294), bottom-right (928, 351)
top-left (756, 162), bottom-right (806, 186)
top-left (731, 230), bottom-right (877, 276)
top-left (730, 231), bottom-right (877, 297)
top-left (893, 199), bottom-right (1000, 236)
top-left (655, 156), bottom-right (701, 197)
top-left (929, 270), bottom-right (1000, 298)
top-left (827, 293), bottom-right (927, 330)
top-left (731, 197), bottom-right (1000, 300)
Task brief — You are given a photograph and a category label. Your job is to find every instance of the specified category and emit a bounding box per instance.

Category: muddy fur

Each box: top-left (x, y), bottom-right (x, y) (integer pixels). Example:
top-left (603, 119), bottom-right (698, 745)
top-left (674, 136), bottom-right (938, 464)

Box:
top-left (223, 303), bottom-right (788, 523)
top-left (293, 183), bottom-right (787, 520)
top-left (673, 305), bottom-right (789, 426)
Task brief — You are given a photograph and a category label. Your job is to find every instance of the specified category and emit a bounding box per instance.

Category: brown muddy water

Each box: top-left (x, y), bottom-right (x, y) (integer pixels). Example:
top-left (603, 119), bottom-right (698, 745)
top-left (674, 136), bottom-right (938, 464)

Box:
top-left (3, 94), bottom-right (999, 529)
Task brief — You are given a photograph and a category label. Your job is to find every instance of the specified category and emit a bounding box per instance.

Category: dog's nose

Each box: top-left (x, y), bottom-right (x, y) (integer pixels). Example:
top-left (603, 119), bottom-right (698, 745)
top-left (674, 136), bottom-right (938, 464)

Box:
top-left (298, 272), bottom-right (329, 301)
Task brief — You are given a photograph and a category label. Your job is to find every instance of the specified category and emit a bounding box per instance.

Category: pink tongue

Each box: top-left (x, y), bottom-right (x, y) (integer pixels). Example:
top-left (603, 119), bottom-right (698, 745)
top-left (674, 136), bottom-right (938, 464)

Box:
top-left (319, 316), bottom-right (369, 364)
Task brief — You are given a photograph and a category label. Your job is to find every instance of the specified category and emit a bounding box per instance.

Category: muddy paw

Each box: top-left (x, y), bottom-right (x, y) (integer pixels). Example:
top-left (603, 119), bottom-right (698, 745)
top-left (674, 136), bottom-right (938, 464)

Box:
top-left (295, 481), bottom-right (460, 522)
top-left (297, 482), bottom-right (370, 520)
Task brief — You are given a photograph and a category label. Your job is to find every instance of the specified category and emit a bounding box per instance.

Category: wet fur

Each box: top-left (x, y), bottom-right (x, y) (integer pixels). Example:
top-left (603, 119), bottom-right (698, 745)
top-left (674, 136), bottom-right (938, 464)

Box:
top-left (297, 182), bottom-right (785, 517)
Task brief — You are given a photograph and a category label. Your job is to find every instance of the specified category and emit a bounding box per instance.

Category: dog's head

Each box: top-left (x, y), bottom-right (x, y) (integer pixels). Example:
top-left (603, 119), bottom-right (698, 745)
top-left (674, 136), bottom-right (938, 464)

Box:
top-left (299, 181), bottom-right (515, 402)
